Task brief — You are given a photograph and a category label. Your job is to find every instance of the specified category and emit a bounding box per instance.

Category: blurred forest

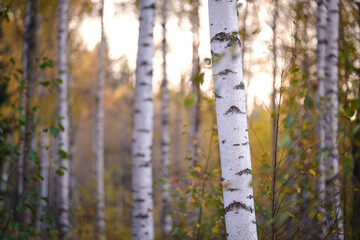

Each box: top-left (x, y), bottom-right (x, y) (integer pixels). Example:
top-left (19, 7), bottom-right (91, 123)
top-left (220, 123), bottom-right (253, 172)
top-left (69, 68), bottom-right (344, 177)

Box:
top-left (0, 0), bottom-right (359, 239)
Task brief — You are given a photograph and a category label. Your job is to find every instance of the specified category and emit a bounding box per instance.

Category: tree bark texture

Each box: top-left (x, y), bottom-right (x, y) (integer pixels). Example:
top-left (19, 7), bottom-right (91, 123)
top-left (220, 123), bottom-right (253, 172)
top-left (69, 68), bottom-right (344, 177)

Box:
top-left (57, 0), bottom-right (70, 237)
top-left (160, 0), bottom-right (172, 236)
top-left (131, 0), bottom-right (156, 239)
top-left (324, 0), bottom-right (343, 238)
top-left (95, 0), bottom-right (106, 239)
top-left (208, 1), bottom-right (258, 239)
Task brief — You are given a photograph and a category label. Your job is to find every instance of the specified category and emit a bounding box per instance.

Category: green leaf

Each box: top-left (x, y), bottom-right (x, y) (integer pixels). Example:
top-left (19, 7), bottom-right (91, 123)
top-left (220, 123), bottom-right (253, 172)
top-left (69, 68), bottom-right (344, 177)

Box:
top-left (40, 81), bottom-right (50, 87)
top-left (58, 149), bottom-right (68, 159)
top-left (284, 114), bottom-right (295, 128)
top-left (290, 66), bottom-right (300, 74)
top-left (56, 169), bottom-right (64, 176)
top-left (43, 216), bottom-right (53, 229)
top-left (58, 123), bottom-right (65, 131)
top-left (49, 126), bottom-right (59, 138)
top-left (304, 97), bottom-right (314, 110)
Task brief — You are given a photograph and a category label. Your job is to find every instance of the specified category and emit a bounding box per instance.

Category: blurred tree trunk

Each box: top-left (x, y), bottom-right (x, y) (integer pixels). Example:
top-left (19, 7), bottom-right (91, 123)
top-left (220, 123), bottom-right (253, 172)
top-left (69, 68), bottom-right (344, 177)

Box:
top-left (271, 0), bottom-right (279, 238)
top-left (208, 1), bottom-right (258, 239)
top-left (36, 14), bottom-right (50, 234)
top-left (131, 0), bottom-right (155, 239)
top-left (315, 0), bottom-right (327, 237)
top-left (324, 0), bottom-right (343, 238)
top-left (160, 0), bottom-right (172, 237)
top-left (95, 0), bottom-right (106, 239)
top-left (188, 0), bottom-right (201, 166)
top-left (57, 0), bottom-right (70, 237)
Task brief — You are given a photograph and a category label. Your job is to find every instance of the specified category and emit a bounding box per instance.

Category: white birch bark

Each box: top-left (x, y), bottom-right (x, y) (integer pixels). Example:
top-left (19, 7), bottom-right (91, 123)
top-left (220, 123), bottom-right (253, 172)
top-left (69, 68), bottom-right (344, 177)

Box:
top-left (315, 0), bottom-right (326, 226)
top-left (18, 0), bottom-right (31, 201)
top-left (95, 0), bottom-right (106, 239)
top-left (324, 0), bottom-right (343, 238)
top-left (160, 0), bottom-right (172, 235)
top-left (57, 0), bottom-right (70, 237)
top-left (131, 0), bottom-right (155, 239)
top-left (208, 1), bottom-right (257, 239)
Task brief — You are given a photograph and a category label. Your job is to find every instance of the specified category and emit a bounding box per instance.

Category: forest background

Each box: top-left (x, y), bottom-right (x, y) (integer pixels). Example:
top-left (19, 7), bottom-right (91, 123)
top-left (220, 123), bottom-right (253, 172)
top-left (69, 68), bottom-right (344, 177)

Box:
top-left (0, 0), bottom-right (359, 239)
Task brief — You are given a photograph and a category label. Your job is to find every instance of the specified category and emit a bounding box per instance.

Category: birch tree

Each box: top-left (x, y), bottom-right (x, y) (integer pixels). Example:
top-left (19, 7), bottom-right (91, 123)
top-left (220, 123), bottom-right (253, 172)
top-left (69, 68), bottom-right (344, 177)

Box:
top-left (315, 0), bottom-right (326, 232)
top-left (131, 0), bottom-right (156, 239)
top-left (57, 0), bottom-right (71, 237)
top-left (208, 1), bottom-right (257, 239)
top-left (160, 0), bottom-right (172, 236)
top-left (324, 0), bottom-right (343, 238)
top-left (95, 0), bottom-right (106, 239)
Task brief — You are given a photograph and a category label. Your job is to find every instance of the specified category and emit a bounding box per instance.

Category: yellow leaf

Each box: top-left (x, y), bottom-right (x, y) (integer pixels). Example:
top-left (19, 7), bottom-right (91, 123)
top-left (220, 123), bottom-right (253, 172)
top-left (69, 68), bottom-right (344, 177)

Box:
top-left (212, 227), bottom-right (219, 233)
top-left (189, 204), bottom-right (194, 210)
top-left (309, 169), bottom-right (316, 178)
top-left (194, 166), bottom-right (201, 173)
top-left (331, 230), bottom-right (337, 234)
top-left (296, 187), bottom-right (301, 194)
top-left (191, 199), bottom-right (196, 204)
top-left (196, 223), bottom-right (200, 228)
top-left (316, 213), bottom-right (323, 221)
top-left (187, 230), bottom-right (193, 236)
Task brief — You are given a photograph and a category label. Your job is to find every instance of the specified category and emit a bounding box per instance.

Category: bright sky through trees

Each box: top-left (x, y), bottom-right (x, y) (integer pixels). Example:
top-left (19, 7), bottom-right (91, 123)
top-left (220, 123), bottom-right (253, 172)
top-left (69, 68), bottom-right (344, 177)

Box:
top-left (79, 0), bottom-right (275, 113)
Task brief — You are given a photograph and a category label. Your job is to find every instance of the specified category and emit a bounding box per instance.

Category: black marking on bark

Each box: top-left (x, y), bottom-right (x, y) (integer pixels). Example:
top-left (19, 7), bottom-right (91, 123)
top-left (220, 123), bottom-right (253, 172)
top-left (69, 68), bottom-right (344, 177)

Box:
top-left (216, 69), bottom-right (236, 75)
top-left (134, 198), bottom-right (145, 202)
top-left (224, 105), bottom-right (245, 115)
top-left (139, 161), bottom-right (151, 167)
top-left (239, 155), bottom-right (244, 159)
top-left (146, 70), bottom-right (153, 76)
top-left (145, 232), bottom-right (149, 235)
top-left (318, 39), bottom-right (328, 44)
top-left (242, 142), bottom-right (249, 146)
top-left (224, 201), bottom-right (253, 213)
top-left (211, 50), bottom-right (221, 58)
top-left (221, 139), bottom-right (226, 144)
top-left (138, 129), bottom-right (150, 133)
top-left (234, 82), bottom-right (245, 90)
top-left (134, 153), bottom-right (145, 157)
top-left (144, 98), bottom-right (153, 101)
top-left (211, 32), bottom-right (241, 48)
top-left (226, 188), bottom-right (240, 192)
top-left (251, 220), bottom-right (256, 224)
top-left (148, 33), bottom-right (153, 37)
top-left (140, 61), bottom-right (148, 66)
top-left (142, 3), bottom-right (155, 9)
top-left (135, 109), bottom-right (141, 114)
top-left (247, 195), bottom-right (254, 199)
top-left (233, 143), bottom-right (240, 146)
top-left (139, 82), bottom-right (147, 86)
top-left (214, 92), bottom-right (222, 98)
top-left (235, 168), bottom-right (252, 176)
top-left (135, 213), bottom-right (149, 219)
top-left (221, 177), bottom-right (225, 181)
top-left (143, 43), bottom-right (150, 47)
top-left (327, 54), bottom-right (337, 60)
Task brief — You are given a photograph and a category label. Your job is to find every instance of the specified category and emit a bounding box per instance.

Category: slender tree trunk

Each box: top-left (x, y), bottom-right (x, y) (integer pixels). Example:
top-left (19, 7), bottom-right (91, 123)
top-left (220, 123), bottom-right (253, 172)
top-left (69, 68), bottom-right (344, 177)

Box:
top-left (50, 137), bottom-right (58, 230)
top-left (36, 15), bottom-right (50, 233)
top-left (208, 1), bottom-right (258, 239)
top-left (131, 0), bottom-right (156, 239)
top-left (189, 0), bottom-right (201, 166)
top-left (95, 1), bottom-right (106, 239)
top-left (315, 0), bottom-right (327, 237)
top-left (271, 1), bottom-right (279, 238)
top-left (57, 0), bottom-right (70, 237)
top-left (18, 0), bottom-right (31, 203)
top-left (160, 0), bottom-right (172, 236)
top-left (324, 0), bottom-right (343, 238)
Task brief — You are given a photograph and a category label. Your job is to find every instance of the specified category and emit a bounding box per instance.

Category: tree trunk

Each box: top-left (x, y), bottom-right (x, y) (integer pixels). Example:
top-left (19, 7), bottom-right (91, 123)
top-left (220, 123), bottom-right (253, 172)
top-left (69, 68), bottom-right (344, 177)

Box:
top-left (188, 0), bottom-right (201, 166)
top-left (95, 1), bottom-right (106, 239)
top-left (160, 0), bottom-right (172, 236)
top-left (208, 1), bottom-right (258, 239)
top-left (324, 0), bottom-right (343, 238)
top-left (57, 0), bottom-right (70, 237)
top-left (315, 0), bottom-right (327, 237)
top-left (131, 0), bottom-right (156, 239)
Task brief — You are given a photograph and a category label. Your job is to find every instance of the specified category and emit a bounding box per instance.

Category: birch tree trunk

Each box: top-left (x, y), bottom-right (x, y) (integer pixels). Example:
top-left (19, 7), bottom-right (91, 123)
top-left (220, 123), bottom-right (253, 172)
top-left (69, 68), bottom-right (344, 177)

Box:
top-left (160, 0), bottom-right (172, 236)
top-left (57, 0), bottom-right (70, 237)
top-left (324, 0), bottom-right (343, 238)
top-left (95, 1), bottom-right (106, 239)
top-left (131, 0), bottom-right (155, 239)
top-left (208, 1), bottom-right (258, 239)
top-left (36, 16), bottom-right (50, 232)
top-left (18, 0), bottom-right (31, 202)
top-left (189, 0), bottom-right (201, 165)
top-left (315, 0), bottom-right (327, 234)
